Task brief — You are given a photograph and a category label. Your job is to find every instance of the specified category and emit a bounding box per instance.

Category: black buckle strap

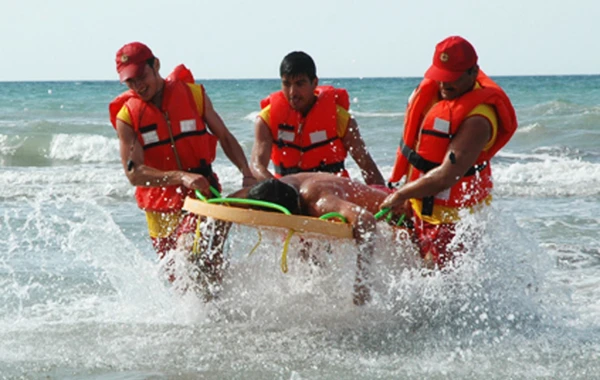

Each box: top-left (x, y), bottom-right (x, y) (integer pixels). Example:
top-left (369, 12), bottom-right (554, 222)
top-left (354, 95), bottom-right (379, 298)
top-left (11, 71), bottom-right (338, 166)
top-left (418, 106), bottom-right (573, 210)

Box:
top-left (400, 138), bottom-right (488, 177)
top-left (400, 139), bottom-right (438, 173)
top-left (275, 136), bottom-right (339, 152)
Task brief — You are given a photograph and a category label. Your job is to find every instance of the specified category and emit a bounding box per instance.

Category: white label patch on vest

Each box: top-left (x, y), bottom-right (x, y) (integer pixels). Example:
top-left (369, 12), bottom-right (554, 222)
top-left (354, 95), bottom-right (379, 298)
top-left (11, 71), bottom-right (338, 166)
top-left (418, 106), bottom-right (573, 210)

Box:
top-left (180, 119), bottom-right (196, 133)
top-left (278, 130), bottom-right (295, 141)
top-left (310, 130), bottom-right (328, 144)
top-left (435, 187), bottom-right (451, 201)
top-left (141, 130), bottom-right (159, 145)
top-left (432, 118), bottom-right (450, 134)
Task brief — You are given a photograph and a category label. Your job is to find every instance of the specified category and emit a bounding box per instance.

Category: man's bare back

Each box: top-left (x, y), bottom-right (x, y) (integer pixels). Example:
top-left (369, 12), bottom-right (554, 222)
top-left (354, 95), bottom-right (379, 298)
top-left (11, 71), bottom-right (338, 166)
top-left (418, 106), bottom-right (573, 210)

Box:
top-left (277, 173), bottom-right (388, 221)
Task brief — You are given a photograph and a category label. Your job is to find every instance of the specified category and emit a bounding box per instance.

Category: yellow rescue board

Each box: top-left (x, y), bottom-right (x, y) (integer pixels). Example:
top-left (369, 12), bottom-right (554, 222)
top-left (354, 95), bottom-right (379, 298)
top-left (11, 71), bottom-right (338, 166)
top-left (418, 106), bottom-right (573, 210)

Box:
top-left (183, 197), bottom-right (353, 239)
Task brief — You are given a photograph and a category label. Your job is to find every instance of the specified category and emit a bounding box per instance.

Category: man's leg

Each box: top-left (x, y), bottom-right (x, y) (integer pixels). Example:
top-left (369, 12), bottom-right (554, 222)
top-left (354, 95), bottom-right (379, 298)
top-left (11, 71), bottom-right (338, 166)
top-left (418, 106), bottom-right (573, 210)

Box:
top-left (412, 217), bottom-right (459, 269)
top-left (146, 211), bottom-right (183, 282)
top-left (177, 214), bottom-right (231, 300)
top-left (351, 211), bottom-right (377, 306)
top-left (353, 240), bottom-right (373, 306)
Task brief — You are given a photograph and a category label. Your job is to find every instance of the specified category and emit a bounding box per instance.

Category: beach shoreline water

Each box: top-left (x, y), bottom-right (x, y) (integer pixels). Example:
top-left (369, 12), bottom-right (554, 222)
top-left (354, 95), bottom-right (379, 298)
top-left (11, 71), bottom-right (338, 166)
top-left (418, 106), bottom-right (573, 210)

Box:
top-left (1, 76), bottom-right (599, 379)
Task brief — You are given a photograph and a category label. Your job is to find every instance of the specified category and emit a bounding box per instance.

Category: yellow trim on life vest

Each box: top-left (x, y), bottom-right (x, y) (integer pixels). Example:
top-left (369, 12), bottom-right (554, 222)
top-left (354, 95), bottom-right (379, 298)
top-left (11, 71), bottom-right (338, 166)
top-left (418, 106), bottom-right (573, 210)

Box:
top-left (468, 104), bottom-right (498, 151)
top-left (467, 82), bottom-right (499, 151)
top-left (186, 83), bottom-right (205, 117)
top-left (116, 105), bottom-right (133, 126)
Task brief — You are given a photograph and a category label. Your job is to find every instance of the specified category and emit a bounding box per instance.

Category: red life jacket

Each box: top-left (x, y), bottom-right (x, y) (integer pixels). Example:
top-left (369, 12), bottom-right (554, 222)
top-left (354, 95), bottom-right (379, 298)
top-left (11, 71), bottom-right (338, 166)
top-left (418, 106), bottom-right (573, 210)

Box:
top-left (108, 65), bottom-right (218, 212)
top-left (260, 86), bottom-right (350, 177)
top-left (390, 71), bottom-right (517, 216)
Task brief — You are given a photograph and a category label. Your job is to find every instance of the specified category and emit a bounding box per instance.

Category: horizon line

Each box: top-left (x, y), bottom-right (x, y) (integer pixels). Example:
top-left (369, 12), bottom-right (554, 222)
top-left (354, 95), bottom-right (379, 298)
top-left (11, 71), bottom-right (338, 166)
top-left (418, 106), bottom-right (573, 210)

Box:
top-left (1, 73), bottom-right (599, 83)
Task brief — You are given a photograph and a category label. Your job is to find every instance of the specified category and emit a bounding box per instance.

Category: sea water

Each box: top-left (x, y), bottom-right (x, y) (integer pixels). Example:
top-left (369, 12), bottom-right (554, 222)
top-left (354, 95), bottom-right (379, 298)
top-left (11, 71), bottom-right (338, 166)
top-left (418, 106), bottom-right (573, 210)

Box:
top-left (1, 75), bottom-right (599, 379)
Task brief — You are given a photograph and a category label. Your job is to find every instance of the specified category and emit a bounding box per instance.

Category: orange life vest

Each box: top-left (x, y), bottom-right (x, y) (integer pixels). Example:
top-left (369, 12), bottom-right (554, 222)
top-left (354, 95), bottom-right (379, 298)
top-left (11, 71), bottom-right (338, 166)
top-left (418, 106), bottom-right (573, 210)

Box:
top-left (108, 65), bottom-right (218, 212)
top-left (389, 71), bottom-right (517, 216)
top-left (260, 86), bottom-right (350, 177)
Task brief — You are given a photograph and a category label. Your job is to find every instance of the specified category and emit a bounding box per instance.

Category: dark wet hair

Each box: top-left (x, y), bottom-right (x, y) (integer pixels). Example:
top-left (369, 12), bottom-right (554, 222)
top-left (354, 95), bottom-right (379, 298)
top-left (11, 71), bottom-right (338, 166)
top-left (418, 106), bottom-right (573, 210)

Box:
top-left (279, 51), bottom-right (317, 81)
top-left (247, 179), bottom-right (300, 214)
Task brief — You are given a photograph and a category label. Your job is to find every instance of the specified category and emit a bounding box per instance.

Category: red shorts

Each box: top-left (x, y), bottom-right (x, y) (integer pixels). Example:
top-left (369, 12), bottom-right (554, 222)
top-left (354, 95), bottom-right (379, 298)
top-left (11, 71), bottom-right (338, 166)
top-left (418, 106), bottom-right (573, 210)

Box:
top-left (411, 216), bottom-right (461, 268)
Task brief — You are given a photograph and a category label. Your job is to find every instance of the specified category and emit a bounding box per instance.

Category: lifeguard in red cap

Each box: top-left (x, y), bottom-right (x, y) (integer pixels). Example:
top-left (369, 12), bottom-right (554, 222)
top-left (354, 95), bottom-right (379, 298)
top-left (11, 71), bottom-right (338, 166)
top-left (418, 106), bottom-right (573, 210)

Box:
top-left (383, 36), bottom-right (518, 268)
top-left (108, 42), bottom-right (256, 296)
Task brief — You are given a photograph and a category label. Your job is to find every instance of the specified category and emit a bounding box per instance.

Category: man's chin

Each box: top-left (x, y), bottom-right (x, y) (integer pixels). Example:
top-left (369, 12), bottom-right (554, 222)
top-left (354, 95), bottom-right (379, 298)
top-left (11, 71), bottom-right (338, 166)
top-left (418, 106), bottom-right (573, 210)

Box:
top-left (137, 93), bottom-right (153, 102)
top-left (440, 91), bottom-right (457, 100)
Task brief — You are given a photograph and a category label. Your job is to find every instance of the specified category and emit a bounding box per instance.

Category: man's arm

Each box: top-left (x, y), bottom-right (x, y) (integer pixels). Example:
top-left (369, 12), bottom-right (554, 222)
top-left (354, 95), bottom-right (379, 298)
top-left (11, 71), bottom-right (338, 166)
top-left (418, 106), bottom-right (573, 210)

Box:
top-left (203, 94), bottom-right (256, 187)
top-left (342, 118), bottom-right (385, 186)
top-left (115, 119), bottom-right (211, 195)
top-left (380, 116), bottom-right (492, 214)
top-left (250, 116), bottom-right (275, 181)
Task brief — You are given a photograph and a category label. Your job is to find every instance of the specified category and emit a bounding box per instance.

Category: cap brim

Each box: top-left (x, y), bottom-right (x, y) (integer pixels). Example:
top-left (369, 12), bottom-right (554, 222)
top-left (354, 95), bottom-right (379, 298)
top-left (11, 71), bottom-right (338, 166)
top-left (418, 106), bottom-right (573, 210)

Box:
top-left (118, 63), bottom-right (146, 82)
top-left (424, 64), bottom-right (464, 82)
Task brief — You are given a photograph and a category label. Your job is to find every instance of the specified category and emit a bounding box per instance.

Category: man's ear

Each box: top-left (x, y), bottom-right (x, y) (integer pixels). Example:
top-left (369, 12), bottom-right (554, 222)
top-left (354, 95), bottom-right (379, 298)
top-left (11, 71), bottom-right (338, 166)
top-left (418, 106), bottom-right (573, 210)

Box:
top-left (470, 65), bottom-right (479, 78)
top-left (154, 58), bottom-right (161, 73)
top-left (312, 76), bottom-right (319, 88)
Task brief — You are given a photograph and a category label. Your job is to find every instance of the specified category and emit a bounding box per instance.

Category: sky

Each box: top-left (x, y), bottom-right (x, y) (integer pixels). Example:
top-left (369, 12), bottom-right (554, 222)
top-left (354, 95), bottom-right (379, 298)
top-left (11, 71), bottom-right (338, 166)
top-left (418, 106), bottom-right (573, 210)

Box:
top-left (1, 0), bottom-right (598, 81)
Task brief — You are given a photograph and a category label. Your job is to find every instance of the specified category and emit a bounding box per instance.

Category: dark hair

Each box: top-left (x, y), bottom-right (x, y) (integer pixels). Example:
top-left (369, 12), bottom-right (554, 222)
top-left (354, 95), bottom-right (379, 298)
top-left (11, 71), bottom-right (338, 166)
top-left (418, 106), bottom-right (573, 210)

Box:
top-left (279, 51), bottom-right (317, 81)
top-left (146, 57), bottom-right (156, 67)
top-left (247, 179), bottom-right (300, 214)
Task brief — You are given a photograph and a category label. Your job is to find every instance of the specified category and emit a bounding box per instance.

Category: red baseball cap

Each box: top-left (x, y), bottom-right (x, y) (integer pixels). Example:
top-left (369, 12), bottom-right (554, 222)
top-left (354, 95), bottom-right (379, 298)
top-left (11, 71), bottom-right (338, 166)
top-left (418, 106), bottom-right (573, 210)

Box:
top-left (115, 42), bottom-right (154, 82)
top-left (424, 36), bottom-right (478, 82)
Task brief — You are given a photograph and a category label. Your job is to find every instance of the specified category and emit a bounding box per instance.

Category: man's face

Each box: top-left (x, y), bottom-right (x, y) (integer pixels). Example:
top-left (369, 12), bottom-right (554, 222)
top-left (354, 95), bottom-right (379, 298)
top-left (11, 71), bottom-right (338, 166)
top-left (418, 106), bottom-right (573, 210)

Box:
top-left (124, 63), bottom-right (160, 102)
top-left (438, 70), bottom-right (477, 100)
top-left (281, 74), bottom-right (318, 115)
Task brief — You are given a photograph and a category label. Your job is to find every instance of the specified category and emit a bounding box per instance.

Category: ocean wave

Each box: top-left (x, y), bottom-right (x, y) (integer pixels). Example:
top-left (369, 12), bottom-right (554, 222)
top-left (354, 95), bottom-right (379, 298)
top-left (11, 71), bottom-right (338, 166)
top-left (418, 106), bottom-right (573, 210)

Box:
top-left (494, 157), bottom-right (600, 197)
top-left (350, 110), bottom-right (405, 118)
top-left (0, 133), bottom-right (120, 167)
top-left (516, 122), bottom-right (544, 134)
top-left (0, 162), bottom-right (253, 201)
top-left (48, 134), bottom-right (120, 163)
top-left (497, 145), bottom-right (600, 164)
top-left (242, 110), bottom-right (405, 121)
top-left (523, 100), bottom-right (600, 118)
top-left (0, 166), bottom-right (132, 201)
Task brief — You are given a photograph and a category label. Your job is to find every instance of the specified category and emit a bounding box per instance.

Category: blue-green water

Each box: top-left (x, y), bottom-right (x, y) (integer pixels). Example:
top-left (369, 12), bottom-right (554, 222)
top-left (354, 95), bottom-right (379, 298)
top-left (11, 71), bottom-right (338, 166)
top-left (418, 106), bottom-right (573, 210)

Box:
top-left (1, 75), bottom-right (599, 379)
